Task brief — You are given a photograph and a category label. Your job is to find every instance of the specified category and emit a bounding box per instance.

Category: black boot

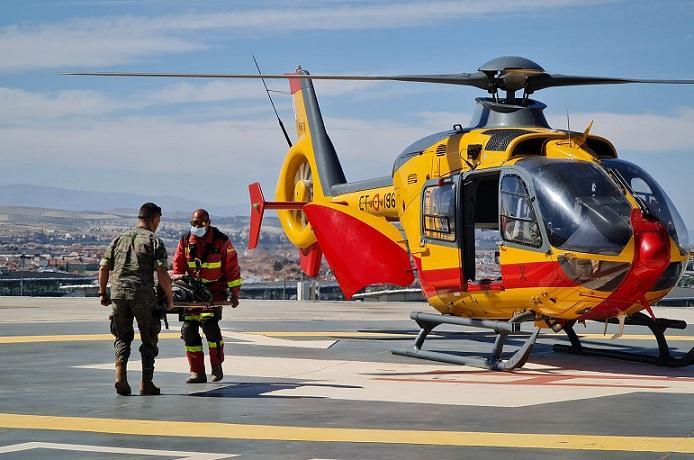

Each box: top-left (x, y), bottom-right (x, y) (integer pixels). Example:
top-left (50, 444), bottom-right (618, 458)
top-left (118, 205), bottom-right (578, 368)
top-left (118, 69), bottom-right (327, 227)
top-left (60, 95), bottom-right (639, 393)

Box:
top-left (114, 363), bottom-right (131, 396)
top-left (211, 363), bottom-right (223, 382)
top-left (140, 367), bottom-right (160, 395)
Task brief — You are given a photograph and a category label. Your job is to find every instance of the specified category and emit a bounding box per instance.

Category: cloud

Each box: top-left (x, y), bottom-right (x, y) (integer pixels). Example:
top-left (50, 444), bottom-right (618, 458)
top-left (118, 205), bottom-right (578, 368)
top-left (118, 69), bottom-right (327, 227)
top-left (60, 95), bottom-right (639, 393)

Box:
top-left (0, 87), bottom-right (139, 121)
top-left (130, 0), bottom-right (612, 32)
top-left (0, 0), bottom-right (613, 72)
top-left (546, 108), bottom-right (694, 152)
top-left (0, 23), bottom-right (201, 72)
top-left (145, 79), bottom-right (380, 104)
top-left (0, 79), bottom-right (385, 125)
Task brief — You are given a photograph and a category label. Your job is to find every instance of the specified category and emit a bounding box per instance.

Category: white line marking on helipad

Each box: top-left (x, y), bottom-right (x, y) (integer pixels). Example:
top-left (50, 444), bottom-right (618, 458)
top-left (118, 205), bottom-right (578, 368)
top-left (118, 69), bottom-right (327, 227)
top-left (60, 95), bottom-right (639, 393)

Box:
top-left (221, 330), bottom-right (336, 349)
top-left (80, 354), bottom-right (694, 408)
top-left (0, 442), bottom-right (235, 459)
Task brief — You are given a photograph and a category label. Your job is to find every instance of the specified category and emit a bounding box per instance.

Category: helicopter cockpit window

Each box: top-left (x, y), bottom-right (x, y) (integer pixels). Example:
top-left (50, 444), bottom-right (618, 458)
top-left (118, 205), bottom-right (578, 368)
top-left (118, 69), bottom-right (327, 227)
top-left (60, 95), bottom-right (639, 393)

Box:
top-left (422, 182), bottom-right (456, 242)
top-left (500, 175), bottom-right (542, 247)
top-left (602, 158), bottom-right (689, 251)
top-left (521, 158), bottom-right (633, 255)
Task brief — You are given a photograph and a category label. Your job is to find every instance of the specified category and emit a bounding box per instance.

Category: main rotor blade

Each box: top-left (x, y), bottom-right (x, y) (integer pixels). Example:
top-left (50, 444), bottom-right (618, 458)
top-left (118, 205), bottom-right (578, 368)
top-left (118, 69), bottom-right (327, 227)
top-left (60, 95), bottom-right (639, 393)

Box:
top-left (527, 74), bottom-right (694, 92)
top-left (61, 69), bottom-right (694, 94)
top-left (61, 70), bottom-right (492, 89)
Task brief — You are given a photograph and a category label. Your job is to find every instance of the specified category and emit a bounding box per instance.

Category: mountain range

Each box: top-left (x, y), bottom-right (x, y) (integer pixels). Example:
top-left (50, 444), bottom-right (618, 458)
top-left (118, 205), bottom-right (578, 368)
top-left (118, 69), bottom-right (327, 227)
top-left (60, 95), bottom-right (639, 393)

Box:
top-left (0, 184), bottom-right (248, 217)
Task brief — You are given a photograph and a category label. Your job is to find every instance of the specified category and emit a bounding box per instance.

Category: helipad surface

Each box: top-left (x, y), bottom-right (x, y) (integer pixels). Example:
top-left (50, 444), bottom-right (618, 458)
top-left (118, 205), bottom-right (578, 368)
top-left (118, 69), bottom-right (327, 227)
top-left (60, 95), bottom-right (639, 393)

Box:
top-left (0, 297), bottom-right (693, 459)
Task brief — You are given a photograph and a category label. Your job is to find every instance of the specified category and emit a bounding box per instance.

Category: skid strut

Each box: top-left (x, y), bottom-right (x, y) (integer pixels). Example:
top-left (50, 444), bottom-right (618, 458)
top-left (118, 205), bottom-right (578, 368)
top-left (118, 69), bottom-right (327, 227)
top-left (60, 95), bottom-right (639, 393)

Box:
top-left (392, 311), bottom-right (540, 370)
top-left (554, 312), bottom-right (694, 367)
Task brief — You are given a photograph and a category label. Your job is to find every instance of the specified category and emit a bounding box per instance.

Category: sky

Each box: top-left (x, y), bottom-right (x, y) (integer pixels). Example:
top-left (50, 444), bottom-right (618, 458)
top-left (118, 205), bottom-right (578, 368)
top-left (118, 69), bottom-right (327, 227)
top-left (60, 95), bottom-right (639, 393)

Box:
top-left (1, 0), bottom-right (693, 228)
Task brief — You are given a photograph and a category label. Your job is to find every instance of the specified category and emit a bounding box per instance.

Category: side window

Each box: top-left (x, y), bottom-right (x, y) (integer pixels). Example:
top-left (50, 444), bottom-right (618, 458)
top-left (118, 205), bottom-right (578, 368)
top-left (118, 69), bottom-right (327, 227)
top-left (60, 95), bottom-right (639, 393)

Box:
top-left (422, 182), bottom-right (456, 242)
top-left (500, 175), bottom-right (542, 247)
top-left (630, 177), bottom-right (660, 210)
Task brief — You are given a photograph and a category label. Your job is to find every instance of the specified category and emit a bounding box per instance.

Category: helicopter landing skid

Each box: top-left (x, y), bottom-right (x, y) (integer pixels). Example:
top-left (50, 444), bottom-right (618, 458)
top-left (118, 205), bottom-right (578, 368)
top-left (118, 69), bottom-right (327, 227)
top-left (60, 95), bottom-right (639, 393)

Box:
top-left (553, 312), bottom-right (694, 367)
top-left (391, 311), bottom-right (540, 371)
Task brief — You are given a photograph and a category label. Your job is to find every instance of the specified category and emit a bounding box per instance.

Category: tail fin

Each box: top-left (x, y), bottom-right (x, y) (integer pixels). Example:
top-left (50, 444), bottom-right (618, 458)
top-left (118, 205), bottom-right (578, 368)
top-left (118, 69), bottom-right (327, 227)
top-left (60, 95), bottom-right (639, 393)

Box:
top-left (248, 182), bottom-right (265, 250)
top-left (287, 68), bottom-right (346, 196)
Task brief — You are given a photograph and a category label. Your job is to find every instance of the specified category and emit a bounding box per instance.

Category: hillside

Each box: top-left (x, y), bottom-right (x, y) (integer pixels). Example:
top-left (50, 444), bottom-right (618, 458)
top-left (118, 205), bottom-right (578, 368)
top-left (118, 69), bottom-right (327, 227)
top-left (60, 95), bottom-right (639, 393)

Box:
top-left (0, 184), bottom-right (248, 217)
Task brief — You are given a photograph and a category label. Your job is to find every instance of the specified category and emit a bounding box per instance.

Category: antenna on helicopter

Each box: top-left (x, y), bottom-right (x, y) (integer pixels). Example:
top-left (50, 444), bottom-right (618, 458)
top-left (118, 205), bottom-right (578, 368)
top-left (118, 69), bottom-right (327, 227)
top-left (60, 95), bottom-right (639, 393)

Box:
top-left (253, 55), bottom-right (293, 148)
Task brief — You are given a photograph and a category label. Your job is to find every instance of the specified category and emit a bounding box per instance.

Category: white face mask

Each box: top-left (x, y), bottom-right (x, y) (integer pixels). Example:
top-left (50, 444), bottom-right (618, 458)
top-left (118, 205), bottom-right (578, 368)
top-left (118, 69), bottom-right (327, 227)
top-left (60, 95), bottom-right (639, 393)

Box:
top-left (190, 226), bottom-right (207, 238)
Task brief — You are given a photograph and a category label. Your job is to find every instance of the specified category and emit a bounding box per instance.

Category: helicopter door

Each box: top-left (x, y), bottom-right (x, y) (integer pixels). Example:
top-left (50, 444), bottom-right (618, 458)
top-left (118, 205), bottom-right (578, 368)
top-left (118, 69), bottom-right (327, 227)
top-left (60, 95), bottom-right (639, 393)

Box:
top-left (460, 171), bottom-right (502, 288)
top-left (417, 175), bottom-right (465, 296)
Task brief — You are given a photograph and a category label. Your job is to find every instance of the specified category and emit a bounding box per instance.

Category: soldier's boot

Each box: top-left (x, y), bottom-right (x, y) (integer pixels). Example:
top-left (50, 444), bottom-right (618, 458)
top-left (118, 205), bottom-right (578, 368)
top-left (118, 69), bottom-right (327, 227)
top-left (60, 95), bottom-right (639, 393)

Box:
top-left (186, 350), bottom-right (207, 383)
top-left (140, 367), bottom-right (160, 395)
top-left (209, 341), bottom-right (224, 382)
top-left (114, 362), bottom-right (131, 396)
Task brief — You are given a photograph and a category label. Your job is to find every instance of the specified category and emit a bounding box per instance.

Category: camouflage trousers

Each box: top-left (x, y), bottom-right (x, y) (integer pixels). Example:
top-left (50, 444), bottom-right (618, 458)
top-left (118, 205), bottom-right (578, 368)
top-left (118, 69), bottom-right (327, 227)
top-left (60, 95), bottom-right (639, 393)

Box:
top-left (110, 299), bottom-right (161, 368)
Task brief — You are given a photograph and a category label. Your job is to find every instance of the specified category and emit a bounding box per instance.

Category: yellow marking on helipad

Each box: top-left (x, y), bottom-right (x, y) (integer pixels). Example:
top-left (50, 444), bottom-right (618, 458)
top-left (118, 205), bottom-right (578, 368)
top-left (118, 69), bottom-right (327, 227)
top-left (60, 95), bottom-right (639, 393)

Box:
top-left (0, 413), bottom-right (691, 453)
top-left (247, 331), bottom-right (414, 338)
top-left (0, 332), bottom-right (181, 344)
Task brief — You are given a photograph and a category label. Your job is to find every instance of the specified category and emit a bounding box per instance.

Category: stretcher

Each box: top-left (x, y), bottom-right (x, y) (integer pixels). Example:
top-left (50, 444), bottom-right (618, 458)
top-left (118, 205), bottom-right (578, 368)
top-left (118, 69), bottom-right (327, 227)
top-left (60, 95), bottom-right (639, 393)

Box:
top-left (166, 300), bottom-right (238, 314)
top-left (161, 300), bottom-right (238, 329)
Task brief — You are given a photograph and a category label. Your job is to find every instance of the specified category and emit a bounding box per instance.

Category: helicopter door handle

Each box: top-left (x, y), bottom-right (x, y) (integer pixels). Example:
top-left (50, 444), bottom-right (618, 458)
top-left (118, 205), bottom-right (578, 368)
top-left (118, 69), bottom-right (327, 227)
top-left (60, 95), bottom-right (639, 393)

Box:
top-left (411, 248), bottom-right (430, 256)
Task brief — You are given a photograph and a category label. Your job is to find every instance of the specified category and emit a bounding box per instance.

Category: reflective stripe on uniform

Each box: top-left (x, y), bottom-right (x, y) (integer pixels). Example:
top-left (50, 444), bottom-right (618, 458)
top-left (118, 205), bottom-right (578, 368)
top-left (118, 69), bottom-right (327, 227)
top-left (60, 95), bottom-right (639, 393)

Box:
top-left (187, 261), bottom-right (222, 269)
top-left (185, 345), bottom-right (203, 352)
top-left (227, 278), bottom-right (242, 288)
top-left (208, 340), bottom-right (224, 348)
top-left (200, 278), bottom-right (220, 284)
top-left (184, 315), bottom-right (201, 321)
top-left (200, 312), bottom-right (215, 318)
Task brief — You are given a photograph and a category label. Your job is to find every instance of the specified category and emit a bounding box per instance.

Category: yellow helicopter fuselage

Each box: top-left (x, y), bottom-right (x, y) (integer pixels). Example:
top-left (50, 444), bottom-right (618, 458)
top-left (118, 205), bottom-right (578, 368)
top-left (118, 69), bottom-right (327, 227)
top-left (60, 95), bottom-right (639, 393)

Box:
top-left (274, 75), bottom-right (688, 328)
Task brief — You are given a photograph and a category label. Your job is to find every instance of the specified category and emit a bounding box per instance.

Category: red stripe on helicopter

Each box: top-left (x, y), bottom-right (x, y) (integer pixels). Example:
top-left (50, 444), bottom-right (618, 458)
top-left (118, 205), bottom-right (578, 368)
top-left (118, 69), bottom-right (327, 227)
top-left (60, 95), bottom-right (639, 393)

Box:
top-left (582, 209), bottom-right (671, 320)
top-left (412, 258), bottom-right (463, 297)
top-left (303, 204), bottom-right (414, 299)
top-left (414, 258), bottom-right (575, 298)
top-left (501, 261), bottom-right (575, 289)
top-left (286, 73), bottom-right (302, 94)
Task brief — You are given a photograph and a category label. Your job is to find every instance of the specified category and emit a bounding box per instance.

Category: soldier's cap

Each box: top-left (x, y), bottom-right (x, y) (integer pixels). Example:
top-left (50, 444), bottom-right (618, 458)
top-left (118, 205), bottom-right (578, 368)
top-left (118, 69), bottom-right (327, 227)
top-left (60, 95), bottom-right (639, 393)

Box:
top-left (138, 202), bottom-right (162, 219)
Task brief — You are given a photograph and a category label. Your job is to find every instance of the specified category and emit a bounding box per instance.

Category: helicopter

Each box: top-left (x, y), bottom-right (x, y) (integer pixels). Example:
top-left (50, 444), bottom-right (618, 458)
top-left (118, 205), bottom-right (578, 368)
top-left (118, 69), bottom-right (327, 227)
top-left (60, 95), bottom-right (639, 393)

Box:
top-left (68, 56), bottom-right (694, 370)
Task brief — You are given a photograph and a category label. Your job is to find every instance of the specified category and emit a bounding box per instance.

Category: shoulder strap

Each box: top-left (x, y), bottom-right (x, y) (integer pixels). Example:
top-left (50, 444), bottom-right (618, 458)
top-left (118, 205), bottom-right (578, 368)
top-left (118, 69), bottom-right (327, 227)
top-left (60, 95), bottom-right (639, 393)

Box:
top-left (199, 229), bottom-right (218, 263)
top-left (212, 227), bottom-right (228, 242)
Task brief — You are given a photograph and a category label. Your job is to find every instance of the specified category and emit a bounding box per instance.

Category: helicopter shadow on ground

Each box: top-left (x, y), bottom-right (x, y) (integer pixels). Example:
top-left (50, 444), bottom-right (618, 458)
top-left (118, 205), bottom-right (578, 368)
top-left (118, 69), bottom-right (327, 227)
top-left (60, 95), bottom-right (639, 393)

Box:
top-left (530, 342), bottom-right (694, 378)
top-left (185, 381), bottom-right (363, 399)
top-left (364, 333), bottom-right (694, 379)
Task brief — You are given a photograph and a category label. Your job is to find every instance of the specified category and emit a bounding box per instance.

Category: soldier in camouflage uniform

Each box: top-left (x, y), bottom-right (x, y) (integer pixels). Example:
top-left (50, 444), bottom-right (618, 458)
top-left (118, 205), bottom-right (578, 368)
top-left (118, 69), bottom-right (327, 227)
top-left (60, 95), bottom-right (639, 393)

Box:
top-left (98, 202), bottom-right (174, 396)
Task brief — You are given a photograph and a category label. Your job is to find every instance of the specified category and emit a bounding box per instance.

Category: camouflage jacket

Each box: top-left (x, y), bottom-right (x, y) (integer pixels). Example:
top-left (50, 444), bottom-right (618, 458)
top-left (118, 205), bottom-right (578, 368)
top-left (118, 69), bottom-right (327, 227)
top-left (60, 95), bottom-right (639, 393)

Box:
top-left (100, 227), bottom-right (168, 302)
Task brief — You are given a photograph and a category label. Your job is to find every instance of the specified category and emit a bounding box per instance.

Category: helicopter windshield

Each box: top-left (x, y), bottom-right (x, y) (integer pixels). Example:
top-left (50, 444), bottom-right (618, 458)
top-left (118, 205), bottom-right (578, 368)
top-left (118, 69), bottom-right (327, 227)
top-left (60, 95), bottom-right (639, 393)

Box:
top-left (602, 158), bottom-right (689, 250)
top-left (517, 158), bottom-right (633, 255)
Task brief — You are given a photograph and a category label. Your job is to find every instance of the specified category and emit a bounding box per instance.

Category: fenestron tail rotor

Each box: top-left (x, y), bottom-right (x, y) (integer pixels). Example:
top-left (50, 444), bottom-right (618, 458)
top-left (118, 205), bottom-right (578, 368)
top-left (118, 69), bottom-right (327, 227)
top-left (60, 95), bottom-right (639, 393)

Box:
top-left (292, 160), bottom-right (313, 228)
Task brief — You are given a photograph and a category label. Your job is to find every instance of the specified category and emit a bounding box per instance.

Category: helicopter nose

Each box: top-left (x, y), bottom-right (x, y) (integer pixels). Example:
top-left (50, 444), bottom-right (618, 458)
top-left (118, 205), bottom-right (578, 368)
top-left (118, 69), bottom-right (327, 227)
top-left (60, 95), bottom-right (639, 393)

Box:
top-left (580, 209), bottom-right (671, 320)
top-left (637, 231), bottom-right (670, 274)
